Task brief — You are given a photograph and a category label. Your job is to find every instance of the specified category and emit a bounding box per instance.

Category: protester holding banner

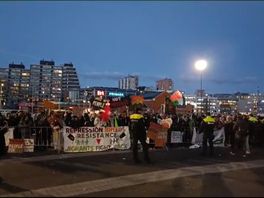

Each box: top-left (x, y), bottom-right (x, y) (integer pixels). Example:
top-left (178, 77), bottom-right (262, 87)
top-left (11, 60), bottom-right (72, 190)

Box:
top-left (83, 113), bottom-right (93, 127)
top-left (248, 115), bottom-right (258, 149)
top-left (94, 113), bottom-right (103, 127)
top-left (233, 114), bottom-right (250, 157)
top-left (254, 117), bottom-right (264, 147)
top-left (48, 111), bottom-right (64, 152)
top-left (224, 115), bottom-right (234, 147)
top-left (69, 115), bottom-right (82, 129)
top-left (129, 108), bottom-right (151, 164)
top-left (0, 113), bottom-right (8, 157)
top-left (118, 112), bottom-right (130, 127)
top-left (224, 115), bottom-right (236, 155)
top-left (18, 112), bottom-right (33, 138)
top-left (199, 113), bottom-right (215, 156)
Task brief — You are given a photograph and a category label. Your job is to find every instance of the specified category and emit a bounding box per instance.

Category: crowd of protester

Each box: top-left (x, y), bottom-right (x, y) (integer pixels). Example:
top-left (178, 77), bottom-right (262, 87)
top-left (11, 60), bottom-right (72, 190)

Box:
top-left (0, 109), bottom-right (264, 157)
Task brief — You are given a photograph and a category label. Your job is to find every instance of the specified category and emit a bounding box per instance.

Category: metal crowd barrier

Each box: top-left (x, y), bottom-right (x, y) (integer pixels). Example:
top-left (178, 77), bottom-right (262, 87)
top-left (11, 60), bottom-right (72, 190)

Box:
top-left (13, 126), bottom-right (62, 153)
top-left (8, 126), bottom-right (216, 154)
top-left (10, 126), bottom-right (127, 154)
top-left (146, 130), bottom-right (194, 149)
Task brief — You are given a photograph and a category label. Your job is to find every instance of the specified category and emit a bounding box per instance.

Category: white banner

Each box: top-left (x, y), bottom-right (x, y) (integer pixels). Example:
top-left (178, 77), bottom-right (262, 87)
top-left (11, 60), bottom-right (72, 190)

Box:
top-left (4, 128), bottom-right (14, 146)
top-left (8, 139), bottom-right (24, 153)
top-left (212, 127), bottom-right (225, 147)
top-left (189, 127), bottom-right (225, 149)
top-left (7, 138), bottom-right (34, 153)
top-left (63, 126), bottom-right (131, 152)
top-left (171, 131), bottom-right (183, 143)
top-left (5, 128), bottom-right (34, 152)
top-left (23, 139), bottom-right (34, 152)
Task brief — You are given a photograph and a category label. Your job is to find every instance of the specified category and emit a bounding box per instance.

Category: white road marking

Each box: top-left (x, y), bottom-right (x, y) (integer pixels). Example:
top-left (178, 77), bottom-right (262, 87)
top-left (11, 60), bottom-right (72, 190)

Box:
top-left (2, 159), bottom-right (264, 197)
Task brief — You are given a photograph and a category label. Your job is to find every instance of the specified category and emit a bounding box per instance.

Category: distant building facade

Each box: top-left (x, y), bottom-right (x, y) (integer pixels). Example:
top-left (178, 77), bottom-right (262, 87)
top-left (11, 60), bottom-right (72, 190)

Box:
top-left (186, 93), bottom-right (217, 114)
top-left (0, 60), bottom-right (80, 108)
top-left (156, 78), bottom-right (173, 91)
top-left (51, 66), bottom-right (63, 101)
top-left (258, 97), bottom-right (264, 115)
top-left (194, 89), bottom-right (206, 113)
top-left (29, 61), bottom-right (80, 103)
top-left (0, 68), bottom-right (9, 108)
top-left (212, 94), bottom-right (238, 114)
top-left (235, 92), bottom-right (264, 115)
top-left (30, 60), bottom-right (55, 101)
top-left (118, 75), bottom-right (138, 90)
top-left (185, 92), bottom-right (264, 115)
top-left (6, 63), bottom-right (30, 108)
top-left (62, 63), bottom-right (80, 102)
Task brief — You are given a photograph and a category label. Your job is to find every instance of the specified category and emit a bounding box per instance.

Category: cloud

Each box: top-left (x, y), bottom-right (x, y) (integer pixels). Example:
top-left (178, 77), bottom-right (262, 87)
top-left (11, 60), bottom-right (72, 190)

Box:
top-left (79, 71), bottom-right (125, 81)
top-left (0, 49), bottom-right (38, 62)
top-left (208, 76), bottom-right (258, 85)
top-left (179, 75), bottom-right (258, 85)
top-left (79, 71), bottom-right (258, 89)
top-left (179, 75), bottom-right (197, 83)
top-left (140, 74), bottom-right (165, 81)
top-left (79, 71), bottom-right (165, 82)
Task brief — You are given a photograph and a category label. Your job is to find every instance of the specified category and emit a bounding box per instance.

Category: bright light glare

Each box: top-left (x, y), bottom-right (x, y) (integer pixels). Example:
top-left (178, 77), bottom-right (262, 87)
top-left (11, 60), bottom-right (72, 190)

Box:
top-left (195, 60), bottom-right (207, 71)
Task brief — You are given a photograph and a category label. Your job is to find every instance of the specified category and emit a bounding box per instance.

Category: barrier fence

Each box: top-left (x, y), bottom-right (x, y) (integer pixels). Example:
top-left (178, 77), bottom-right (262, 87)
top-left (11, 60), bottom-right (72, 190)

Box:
top-left (5, 126), bottom-right (61, 153)
top-left (5, 126), bottom-right (132, 154)
top-left (5, 126), bottom-right (200, 154)
top-left (4, 125), bottom-right (263, 155)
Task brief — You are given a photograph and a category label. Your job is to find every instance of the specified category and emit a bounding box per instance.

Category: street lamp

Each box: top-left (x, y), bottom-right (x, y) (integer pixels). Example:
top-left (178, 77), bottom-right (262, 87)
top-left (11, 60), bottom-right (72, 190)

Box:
top-left (195, 59), bottom-right (207, 114)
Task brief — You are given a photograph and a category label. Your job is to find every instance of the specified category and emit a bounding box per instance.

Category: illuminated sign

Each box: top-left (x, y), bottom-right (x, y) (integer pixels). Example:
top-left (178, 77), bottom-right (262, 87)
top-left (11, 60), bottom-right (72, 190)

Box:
top-left (108, 92), bottom-right (124, 97)
top-left (96, 90), bottom-right (105, 96)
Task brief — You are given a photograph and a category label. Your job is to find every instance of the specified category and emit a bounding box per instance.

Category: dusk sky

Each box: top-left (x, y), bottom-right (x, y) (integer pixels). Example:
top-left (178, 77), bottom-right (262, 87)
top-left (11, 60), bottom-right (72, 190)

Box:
top-left (1, 1), bottom-right (264, 94)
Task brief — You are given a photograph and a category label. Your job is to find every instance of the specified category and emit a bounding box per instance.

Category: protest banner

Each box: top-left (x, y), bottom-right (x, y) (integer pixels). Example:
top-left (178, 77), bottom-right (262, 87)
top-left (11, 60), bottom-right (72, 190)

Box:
top-left (130, 96), bottom-right (144, 105)
top-left (160, 118), bottom-right (172, 129)
top-left (189, 127), bottom-right (225, 149)
top-left (155, 130), bottom-right (168, 147)
top-left (8, 139), bottom-right (24, 153)
top-left (23, 139), bottom-right (34, 152)
top-left (147, 122), bottom-right (161, 141)
top-left (92, 97), bottom-right (107, 110)
top-left (171, 131), bottom-right (183, 143)
top-left (170, 90), bottom-right (184, 106)
top-left (43, 100), bottom-right (58, 109)
top-left (7, 138), bottom-right (35, 153)
top-left (212, 127), bottom-right (225, 147)
top-left (147, 122), bottom-right (168, 147)
top-left (63, 126), bottom-right (130, 152)
top-left (4, 128), bottom-right (14, 146)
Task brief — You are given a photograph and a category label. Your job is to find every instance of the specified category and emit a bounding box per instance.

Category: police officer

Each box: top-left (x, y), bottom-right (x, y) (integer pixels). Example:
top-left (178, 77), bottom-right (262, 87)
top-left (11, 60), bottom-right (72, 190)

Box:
top-left (0, 114), bottom-right (8, 157)
top-left (129, 108), bottom-right (151, 164)
top-left (199, 112), bottom-right (215, 156)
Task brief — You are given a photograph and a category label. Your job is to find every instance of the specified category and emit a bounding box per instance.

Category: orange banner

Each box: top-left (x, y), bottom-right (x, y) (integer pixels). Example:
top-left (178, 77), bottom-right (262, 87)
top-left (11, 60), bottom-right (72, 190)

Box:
top-left (155, 130), bottom-right (168, 148)
top-left (130, 96), bottom-right (144, 105)
top-left (43, 100), bottom-right (59, 109)
top-left (147, 122), bottom-right (168, 147)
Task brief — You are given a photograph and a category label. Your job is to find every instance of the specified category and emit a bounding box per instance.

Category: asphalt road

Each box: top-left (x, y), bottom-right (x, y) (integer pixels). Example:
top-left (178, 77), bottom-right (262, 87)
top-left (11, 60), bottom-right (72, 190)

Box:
top-left (0, 146), bottom-right (264, 197)
top-left (82, 168), bottom-right (264, 197)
